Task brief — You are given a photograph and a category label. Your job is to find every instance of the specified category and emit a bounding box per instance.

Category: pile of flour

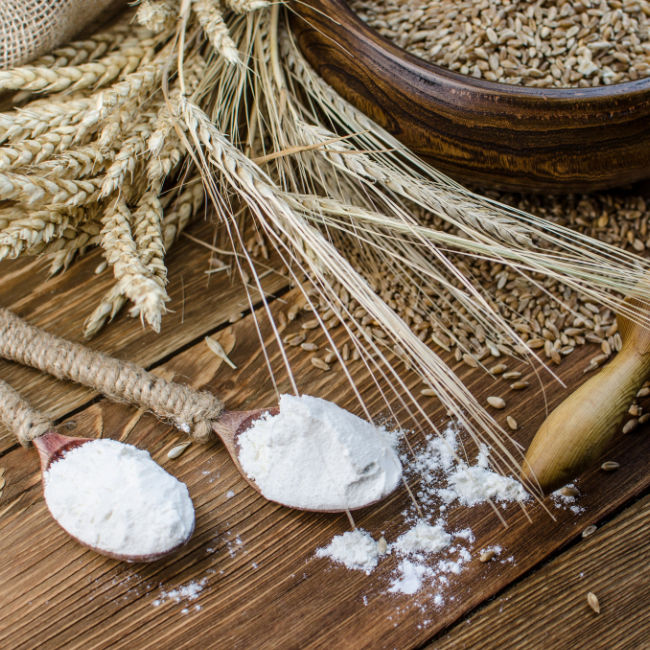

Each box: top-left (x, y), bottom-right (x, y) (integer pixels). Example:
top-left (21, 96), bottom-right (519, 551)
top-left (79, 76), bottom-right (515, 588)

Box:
top-left (44, 439), bottom-right (195, 557)
top-left (238, 394), bottom-right (402, 510)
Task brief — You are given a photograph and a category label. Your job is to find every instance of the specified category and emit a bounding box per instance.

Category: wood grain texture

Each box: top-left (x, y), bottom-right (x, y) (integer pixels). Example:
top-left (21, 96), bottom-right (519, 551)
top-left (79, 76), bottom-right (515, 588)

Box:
top-left (0, 219), bottom-right (290, 453)
top-left (289, 0), bottom-right (650, 192)
top-left (433, 495), bottom-right (650, 649)
top-left (0, 287), bottom-right (648, 649)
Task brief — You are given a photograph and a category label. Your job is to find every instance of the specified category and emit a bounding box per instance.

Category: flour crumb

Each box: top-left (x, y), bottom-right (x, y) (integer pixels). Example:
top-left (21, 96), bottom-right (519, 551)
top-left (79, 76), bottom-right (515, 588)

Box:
top-left (154, 577), bottom-right (207, 608)
top-left (389, 559), bottom-right (431, 595)
top-left (438, 444), bottom-right (529, 506)
top-left (392, 521), bottom-right (452, 556)
top-left (315, 529), bottom-right (379, 573)
top-left (225, 490), bottom-right (235, 499)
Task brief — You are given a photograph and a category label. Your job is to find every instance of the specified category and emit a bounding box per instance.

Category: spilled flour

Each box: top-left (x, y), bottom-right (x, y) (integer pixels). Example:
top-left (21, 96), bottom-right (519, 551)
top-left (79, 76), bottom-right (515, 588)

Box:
top-left (316, 529), bottom-right (380, 574)
top-left (316, 422), bottom-right (568, 599)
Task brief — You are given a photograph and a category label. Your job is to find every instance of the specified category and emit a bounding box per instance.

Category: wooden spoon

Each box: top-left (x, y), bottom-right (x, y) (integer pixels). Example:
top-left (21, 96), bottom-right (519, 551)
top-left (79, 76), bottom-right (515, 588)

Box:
top-left (0, 309), bottom-right (401, 513)
top-left (521, 297), bottom-right (650, 493)
top-left (34, 429), bottom-right (195, 562)
top-left (212, 407), bottom-right (399, 512)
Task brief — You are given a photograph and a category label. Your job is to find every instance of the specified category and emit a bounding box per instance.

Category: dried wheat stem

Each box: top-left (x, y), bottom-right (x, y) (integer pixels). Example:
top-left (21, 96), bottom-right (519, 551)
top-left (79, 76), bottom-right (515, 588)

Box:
top-left (136, 0), bottom-right (177, 33)
top-left (83, 285), bottom-right (129, 339)
top-left (76, 58), bottom-right (168, 137)
top-left (100, 119), bottom-right (157, 197)
top-left (47, 220), bottom-right (103, 275)
top-left (0, 208), bottom-right (85, 261)
top-left (133, 189), bottom-right (167, 287)
top-left (35, 142), bottom-right (115, 179)
top-left (0, 98), bottom-right (94, 144)
top-left (30, 10), bottom-right (139, 67)
top-left (0, 170), bottom-right (102, 206)
top-left (224, 0), bottom-right (270, 12)
top-left (100, 197), bottom-right (169, 331)
top-left (192, 0), bottom-right (241, 65)
top-left (0, 44), bottom-right (158, 94)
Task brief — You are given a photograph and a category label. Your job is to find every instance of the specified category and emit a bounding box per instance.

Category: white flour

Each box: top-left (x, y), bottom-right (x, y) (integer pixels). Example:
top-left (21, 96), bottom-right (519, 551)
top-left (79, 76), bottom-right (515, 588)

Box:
top-left (153, 577), bottom-right (207, 607)
top-left (316, 529), bottom-right (380, 573)
top-left (315, 422), bottom-right (551, 599)
top-left (44, 439), bottom-right (195, 557)
top-left (414, 425), bottom-right (529, 507)
top-left (391, 522), bottom-right (452, 556)
top-left (238, 394), bottom-right (402, 510)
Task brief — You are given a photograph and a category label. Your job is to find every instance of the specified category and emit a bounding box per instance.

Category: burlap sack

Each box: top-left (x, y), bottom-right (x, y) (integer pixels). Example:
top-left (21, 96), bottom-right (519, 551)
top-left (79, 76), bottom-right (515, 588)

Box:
top-left (0, 0), bottom-right (125, 69)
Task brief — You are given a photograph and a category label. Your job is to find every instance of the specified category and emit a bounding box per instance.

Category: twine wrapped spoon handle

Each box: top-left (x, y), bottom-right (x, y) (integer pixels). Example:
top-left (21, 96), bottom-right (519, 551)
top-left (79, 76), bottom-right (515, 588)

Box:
top-left (522, 297), bottom-right (650, 493)
top-left (0, 309), bottom-right (388, 511)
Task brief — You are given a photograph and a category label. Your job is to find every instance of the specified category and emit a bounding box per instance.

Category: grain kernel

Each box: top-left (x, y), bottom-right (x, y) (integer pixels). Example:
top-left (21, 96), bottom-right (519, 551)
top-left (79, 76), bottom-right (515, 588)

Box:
top-left (487, 396), bottom-right (506, 409)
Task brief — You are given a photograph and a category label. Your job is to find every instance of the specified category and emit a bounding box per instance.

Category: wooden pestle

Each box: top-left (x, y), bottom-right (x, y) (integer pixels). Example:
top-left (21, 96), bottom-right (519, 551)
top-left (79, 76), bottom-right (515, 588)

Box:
top-left (521, 297), bottom-right (650, 493)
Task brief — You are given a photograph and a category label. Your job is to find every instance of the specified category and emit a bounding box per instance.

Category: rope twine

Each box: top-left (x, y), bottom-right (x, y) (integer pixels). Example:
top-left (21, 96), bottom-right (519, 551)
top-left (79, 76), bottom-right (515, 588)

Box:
top-left (0, 308), bottom-right (223, 444)
top-left (0, 378), bottom-right (54, 446)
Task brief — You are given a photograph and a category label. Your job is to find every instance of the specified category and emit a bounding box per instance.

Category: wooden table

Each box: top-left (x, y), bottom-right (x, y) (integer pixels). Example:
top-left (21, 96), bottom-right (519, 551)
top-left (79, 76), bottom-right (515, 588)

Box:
top-left (0, 218), bottom-right (648, 649)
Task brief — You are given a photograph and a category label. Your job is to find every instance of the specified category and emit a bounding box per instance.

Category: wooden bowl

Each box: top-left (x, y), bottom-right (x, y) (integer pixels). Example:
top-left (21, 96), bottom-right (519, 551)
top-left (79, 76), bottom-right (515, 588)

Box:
top-left (289, 0), bottom-right (650, 192)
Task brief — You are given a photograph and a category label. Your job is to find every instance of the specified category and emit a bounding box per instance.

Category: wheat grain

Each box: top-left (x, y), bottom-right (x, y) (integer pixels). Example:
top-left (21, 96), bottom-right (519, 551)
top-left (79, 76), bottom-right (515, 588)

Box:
top-left (100, 197), bottom-right (169, 330)
top-left (137, 0), bottom-right (177, 33)
top-left (0, 45), bottom-right (156, 94)
top-left (224, 0), bottom-right (269, 13)
top-left (192, 0), bottom-right (241, 65)
top-left (30, 10), bottom-right (140, 67)
top-left (351, 0), bottom-right (650, 88)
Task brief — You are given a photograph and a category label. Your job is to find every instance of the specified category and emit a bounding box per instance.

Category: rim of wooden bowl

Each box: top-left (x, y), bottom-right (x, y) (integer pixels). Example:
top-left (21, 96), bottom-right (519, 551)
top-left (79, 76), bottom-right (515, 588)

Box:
top-left (290, 0), bottom-right (650, 192)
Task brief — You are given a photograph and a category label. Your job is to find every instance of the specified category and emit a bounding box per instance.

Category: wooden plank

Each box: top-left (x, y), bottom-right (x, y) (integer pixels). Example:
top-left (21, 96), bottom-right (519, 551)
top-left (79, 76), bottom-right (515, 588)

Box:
top-left (0, 220), bottom-right (290, 453)
top-left (433, 495), bottom-right (650, 649)
top-left (0, 289), bottom-right (648, 648)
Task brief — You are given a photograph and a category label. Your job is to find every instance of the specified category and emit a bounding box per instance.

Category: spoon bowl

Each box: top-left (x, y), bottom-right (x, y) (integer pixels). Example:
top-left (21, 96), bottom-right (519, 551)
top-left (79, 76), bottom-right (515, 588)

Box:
top-left (213, 406), bottom-right (401, 512)
top-left (36, 431), bottom-right (194, 562)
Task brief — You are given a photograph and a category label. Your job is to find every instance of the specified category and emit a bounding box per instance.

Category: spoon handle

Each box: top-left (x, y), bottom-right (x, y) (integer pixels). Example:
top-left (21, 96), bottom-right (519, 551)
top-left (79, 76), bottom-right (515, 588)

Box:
top-left (521, 342), bottom-right (650, 493)
top-left (0, 308), bottom-right (223, 441)
top-left (0, 377), bottom-right (53, 446)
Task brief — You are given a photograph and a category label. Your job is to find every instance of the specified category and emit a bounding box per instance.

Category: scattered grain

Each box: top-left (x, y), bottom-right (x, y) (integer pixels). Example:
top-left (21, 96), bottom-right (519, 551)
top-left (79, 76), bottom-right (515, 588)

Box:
top-left (311, 357), bottom-right (331, 371)
top-left (510, 381), bottom-right (529, 390)
top-left (479, 548), bottom-right (497, 563)
top-left (600, 460), bottom-right (620, 472)
top-left (587, 591), bottom-right (601, 614)
top-left (622, 418), bottom-right (638, 434)
top-left (559, 485), bottom-right (580, 498)
top-left (487, 396), bottom-right (506, 409)
top-left (205, 335), bottom-right (237, 369)
top-left (506, 415), bottom-right (518, 431)
top-left (581, 524), bottom-right (597, 538)
top-left (302, 318), bottom-right (320, 330)
top-left (167, 441), bottom-right (192, 459)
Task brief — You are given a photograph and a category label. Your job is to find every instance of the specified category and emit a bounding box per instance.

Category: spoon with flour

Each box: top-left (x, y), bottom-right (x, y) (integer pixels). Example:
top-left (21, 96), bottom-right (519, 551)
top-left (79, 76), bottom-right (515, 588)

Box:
top-left (0, 378), bottom-right (194, 562)
top-left (0, 308), bottom-right (402, 512)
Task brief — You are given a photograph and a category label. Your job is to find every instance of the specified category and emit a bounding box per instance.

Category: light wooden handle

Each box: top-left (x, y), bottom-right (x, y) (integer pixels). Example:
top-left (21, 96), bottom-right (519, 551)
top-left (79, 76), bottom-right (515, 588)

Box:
top-left (521, 344), bottom-right (650, 493)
